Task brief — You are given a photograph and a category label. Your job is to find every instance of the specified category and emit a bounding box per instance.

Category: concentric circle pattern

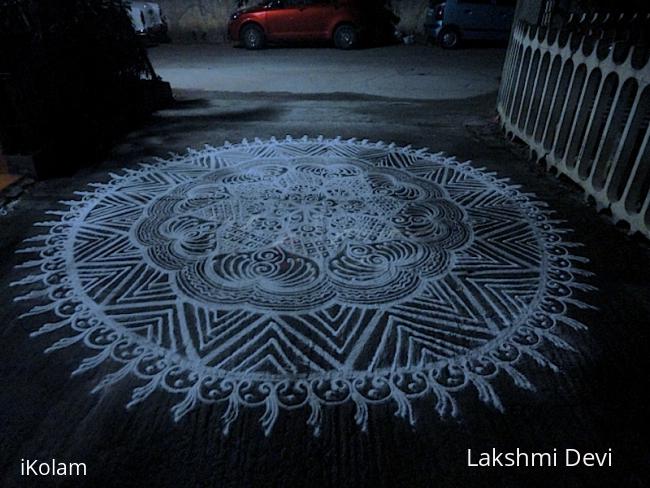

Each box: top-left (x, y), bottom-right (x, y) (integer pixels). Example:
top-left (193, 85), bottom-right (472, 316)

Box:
top-left (14, 137), bottom-right (593, 435)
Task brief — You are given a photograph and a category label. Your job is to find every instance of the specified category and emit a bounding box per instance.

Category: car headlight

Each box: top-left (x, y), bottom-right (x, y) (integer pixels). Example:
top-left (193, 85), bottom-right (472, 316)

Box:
top-left (230, 12), bottom-right (240, 21)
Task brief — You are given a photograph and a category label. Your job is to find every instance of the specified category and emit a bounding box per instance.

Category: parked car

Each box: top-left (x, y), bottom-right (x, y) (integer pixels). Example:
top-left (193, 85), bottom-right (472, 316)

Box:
top-left (424, 0), bottom-right (515, 49)
top-left (228, 0), bottom-right (370, 50)
top-left (128, 1), bottom-right (169, 43)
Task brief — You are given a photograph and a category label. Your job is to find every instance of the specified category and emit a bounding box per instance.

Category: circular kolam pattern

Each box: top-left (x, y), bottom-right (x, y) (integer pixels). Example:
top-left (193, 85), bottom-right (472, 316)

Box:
top-left (13, 136), bottom-right (594, 436)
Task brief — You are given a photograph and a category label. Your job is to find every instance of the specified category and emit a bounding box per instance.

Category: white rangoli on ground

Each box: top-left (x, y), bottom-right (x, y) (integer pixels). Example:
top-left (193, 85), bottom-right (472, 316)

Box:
top-left (14, 137), bottom-right (594, 435)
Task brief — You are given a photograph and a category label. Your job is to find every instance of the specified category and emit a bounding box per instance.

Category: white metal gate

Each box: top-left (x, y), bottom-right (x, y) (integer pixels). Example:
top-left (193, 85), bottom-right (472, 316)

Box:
top-left (497, 15), bottom-right (650, 238)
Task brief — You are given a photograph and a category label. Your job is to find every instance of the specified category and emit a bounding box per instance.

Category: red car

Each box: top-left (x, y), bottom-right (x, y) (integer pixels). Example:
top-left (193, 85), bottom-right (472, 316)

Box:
top-left (228, 0), bottom-right (365, 50)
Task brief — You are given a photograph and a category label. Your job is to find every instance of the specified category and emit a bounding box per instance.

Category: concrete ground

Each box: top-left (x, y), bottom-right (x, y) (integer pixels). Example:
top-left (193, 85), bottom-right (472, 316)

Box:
top-left (1, 44), bottom-right (650, 488)
top-left (148, 44), bottom-right (505, 100)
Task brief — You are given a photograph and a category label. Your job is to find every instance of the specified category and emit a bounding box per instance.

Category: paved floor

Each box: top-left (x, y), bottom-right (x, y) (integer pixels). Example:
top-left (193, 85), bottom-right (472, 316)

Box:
top-left (148, 44), bottom-right (506, 100)
top-left (1, 44), bottom-right (650, 488)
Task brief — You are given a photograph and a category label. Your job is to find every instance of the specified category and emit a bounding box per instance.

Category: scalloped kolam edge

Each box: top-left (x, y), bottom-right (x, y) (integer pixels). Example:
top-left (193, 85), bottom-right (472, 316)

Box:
top-left (12, 136), bottom-right (596, 436)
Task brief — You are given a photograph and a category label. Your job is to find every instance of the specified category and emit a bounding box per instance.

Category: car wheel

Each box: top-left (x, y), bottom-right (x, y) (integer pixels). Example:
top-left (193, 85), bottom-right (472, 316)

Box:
top-left (438, 27), bottom-right (460, 49)
top-left (241, 24), bottom-right (265, 50)
top-left (334, 25), bottom-right (358, 50)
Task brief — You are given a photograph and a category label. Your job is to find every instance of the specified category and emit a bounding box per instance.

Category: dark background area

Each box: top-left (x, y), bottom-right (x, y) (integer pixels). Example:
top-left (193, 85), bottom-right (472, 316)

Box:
top-left (0, 0), bottom-right (170, 178)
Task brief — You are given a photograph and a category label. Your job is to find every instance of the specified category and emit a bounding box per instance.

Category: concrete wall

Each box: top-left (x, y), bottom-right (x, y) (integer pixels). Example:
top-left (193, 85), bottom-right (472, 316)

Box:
top-left (156, 0), bottom-right (431, 43)
top-left (157, 0), bottom-right (239, 42)
top-left (390, 0), bottom-right (431, 34)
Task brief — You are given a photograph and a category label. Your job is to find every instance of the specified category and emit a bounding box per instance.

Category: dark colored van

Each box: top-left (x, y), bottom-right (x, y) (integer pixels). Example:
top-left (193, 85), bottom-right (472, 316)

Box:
top-left (425, 0), bottom-right (516, 49)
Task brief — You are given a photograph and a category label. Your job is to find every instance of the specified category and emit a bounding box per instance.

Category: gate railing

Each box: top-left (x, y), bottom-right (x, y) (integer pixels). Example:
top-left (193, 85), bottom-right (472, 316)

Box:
top-left (497, 15), bottom-right (650, 238)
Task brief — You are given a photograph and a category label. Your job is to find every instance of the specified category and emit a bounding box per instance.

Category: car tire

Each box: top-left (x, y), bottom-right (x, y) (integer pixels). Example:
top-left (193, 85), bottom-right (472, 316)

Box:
top-left (241, 24), bottom-right (265, 50)
top-left (438, 26), bottom-right (461, 49)
top-left (333, 25), bottom-right (358, 50)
